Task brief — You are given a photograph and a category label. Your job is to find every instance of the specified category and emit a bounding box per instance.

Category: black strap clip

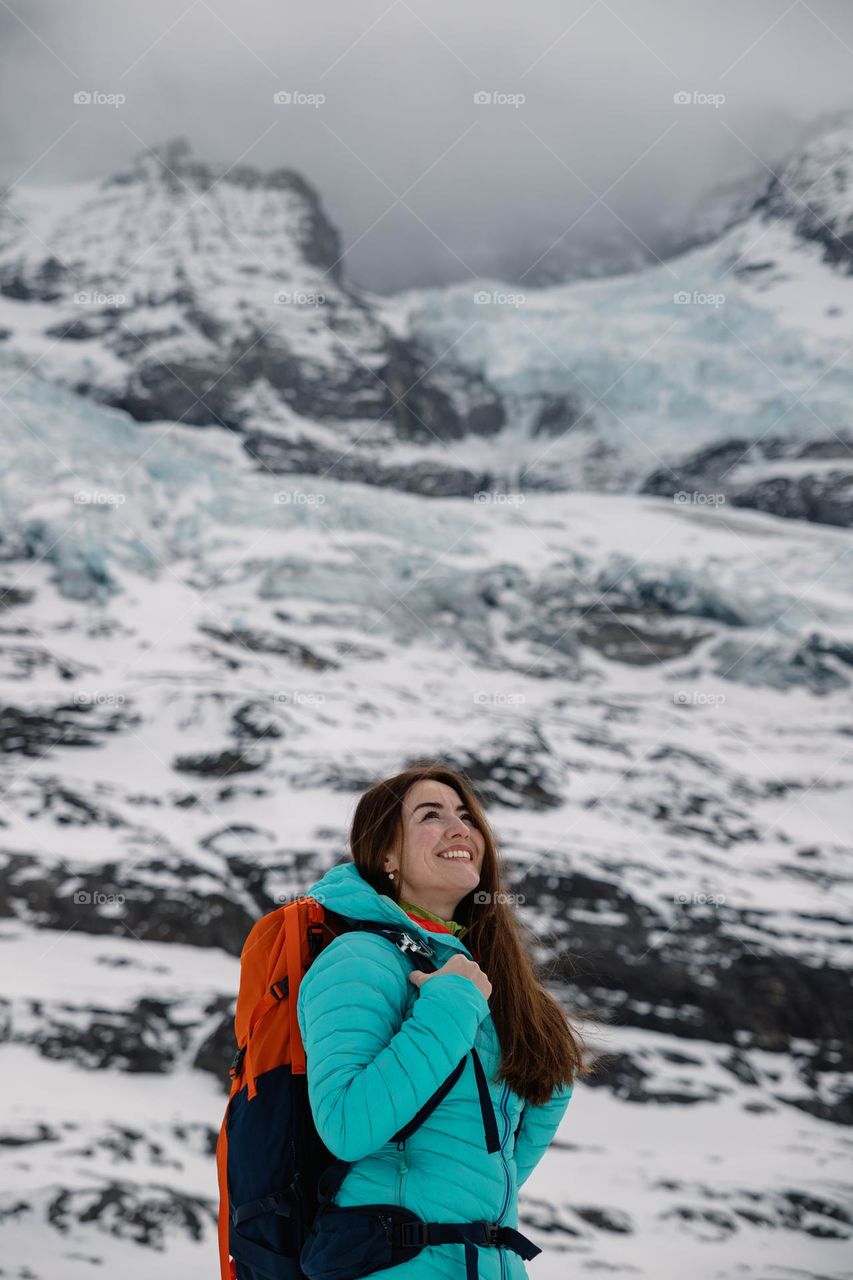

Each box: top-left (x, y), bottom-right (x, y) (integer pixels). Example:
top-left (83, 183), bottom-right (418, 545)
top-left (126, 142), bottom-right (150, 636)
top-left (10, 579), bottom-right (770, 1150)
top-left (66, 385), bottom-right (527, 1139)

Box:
top-left (399, 1220), bottom-right (431, 1248)
top-left (228, 1045), bottom-right (246, 1078)
top-left (270, 977), bottom-right (289, 1001)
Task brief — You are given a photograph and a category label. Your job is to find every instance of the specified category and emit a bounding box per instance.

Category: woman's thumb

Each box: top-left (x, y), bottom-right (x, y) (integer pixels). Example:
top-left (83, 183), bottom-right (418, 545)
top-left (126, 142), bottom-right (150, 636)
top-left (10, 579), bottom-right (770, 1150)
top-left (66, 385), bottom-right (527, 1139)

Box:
top-left (409, 970), bottom-right (427, 988)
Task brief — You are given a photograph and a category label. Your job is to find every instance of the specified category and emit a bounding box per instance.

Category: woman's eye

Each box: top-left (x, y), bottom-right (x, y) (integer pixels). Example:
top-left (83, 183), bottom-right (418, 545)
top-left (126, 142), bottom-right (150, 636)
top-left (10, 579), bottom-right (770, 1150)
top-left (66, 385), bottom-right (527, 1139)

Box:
top-left (422, 809), bottom-right (473, 821)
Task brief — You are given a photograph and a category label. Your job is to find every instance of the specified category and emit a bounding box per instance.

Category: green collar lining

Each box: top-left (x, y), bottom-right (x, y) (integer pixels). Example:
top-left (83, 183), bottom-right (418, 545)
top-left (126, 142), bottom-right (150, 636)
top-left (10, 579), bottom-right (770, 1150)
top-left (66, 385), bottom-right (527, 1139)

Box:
top-left (398, 898), bottom-right (469, 939)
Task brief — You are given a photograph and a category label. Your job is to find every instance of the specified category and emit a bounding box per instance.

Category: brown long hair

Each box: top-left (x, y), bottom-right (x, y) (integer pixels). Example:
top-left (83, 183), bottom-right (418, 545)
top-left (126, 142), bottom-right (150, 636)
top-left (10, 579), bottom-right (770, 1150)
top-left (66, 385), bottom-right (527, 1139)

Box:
top-left (349, 762), bottom-right (596, 1106)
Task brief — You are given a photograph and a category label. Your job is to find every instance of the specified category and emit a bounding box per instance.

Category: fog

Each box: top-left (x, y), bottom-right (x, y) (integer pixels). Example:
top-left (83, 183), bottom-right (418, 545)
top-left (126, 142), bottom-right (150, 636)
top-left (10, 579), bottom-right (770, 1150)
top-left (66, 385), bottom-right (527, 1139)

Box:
top-left (2, 0), bottom-right (852, 290)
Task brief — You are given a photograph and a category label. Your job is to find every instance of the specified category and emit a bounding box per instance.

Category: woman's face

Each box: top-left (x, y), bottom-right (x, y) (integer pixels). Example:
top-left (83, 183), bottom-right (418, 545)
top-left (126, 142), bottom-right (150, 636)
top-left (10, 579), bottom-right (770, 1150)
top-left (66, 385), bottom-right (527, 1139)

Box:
top-left (383, 779), bottom-right (486, 919)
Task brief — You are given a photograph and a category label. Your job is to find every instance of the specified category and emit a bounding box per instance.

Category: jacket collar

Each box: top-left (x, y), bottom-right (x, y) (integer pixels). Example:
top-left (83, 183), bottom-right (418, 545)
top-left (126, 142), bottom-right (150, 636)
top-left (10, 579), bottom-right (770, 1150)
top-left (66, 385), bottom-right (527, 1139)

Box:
top-left (304, 860), bottom-right (472, 956)
top-left (398, 899), bottom-right (469, 939)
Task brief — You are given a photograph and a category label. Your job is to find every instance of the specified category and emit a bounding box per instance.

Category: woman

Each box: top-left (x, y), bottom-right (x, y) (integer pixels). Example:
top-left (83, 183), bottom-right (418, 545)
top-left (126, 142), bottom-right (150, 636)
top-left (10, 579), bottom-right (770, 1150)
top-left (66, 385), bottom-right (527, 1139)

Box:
top-left (296, 763), bottom-right (591, 1280)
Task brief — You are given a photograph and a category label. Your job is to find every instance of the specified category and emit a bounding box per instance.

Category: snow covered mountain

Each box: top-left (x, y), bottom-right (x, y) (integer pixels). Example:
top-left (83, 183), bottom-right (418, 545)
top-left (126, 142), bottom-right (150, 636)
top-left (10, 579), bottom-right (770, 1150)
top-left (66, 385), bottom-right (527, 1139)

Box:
top-left (0, 115), bottom-right (852, 1280)
top-left (1, 117), bottom-right (852, 516)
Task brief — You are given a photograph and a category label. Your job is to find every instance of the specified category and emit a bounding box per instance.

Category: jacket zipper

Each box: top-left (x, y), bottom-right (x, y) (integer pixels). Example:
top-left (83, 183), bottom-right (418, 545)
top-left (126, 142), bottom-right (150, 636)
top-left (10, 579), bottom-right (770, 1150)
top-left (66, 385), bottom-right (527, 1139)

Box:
top-left (496, 1081), bottom-right (511, 1280)
top-left (396, 1138), bottom-right (408, 1207)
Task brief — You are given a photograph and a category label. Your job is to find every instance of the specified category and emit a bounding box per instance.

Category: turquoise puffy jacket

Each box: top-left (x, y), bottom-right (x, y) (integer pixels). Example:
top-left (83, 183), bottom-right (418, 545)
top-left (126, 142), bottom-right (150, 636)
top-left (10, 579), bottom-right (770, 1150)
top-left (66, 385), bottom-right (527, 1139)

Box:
top-left (296, 862), bottom-right (574, 1280)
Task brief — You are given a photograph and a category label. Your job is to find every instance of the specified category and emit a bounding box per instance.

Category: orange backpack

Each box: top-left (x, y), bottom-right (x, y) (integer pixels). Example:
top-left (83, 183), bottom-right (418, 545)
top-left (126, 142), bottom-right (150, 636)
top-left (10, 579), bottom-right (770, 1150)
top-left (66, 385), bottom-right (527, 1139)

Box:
top-left (215, 895), bottom-right (335, 1280)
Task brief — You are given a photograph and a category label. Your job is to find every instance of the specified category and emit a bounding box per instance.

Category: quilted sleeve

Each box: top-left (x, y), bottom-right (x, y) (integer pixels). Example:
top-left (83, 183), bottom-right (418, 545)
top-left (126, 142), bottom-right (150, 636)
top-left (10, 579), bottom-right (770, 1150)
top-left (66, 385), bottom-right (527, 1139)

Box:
top-left (296, 931), bottom-right (491, 1162)
top-left (513, 1081), bottom-right (574, 1189)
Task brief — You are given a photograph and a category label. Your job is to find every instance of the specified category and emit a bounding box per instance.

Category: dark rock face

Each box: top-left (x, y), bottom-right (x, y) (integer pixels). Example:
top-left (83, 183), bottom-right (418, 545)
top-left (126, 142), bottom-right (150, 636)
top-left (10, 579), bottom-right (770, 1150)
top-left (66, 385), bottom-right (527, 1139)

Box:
top-left (531, 393), bottom-right (588, 437)
top-left (109, 355), bottom-right (248, 429)
top-left (0, 851), bottom-right (256, 955)
top-left (0, 702), bottom-right (138, 756)
top-left (0, 254), bottom-right (69, 302)
top-left (231, 325), bottom-right (393, 426)
top-left (242, 428), bottom-right (494, 495)
top-left (640, 438), bottom-right (752, 500)
top-left (640, 434), bottom-right (853, 527)
top-left (512, 864), bottom-right (853, 1080)
top-left (708, 635), bottom-right (851, 694)
top-left (46, 1181), bottom-right (212, 1248)
top-left (752, 132), bottom-right (853, 271)
top-left (198, 624), bottom-right (339, 670)
top-left (406, 738), bottom-right (565, 810)
top-left (380, 338), bottom-right (506, 442)
top-left (730, 469), bottom-right (853, 527)
top-left (172, 748), bottom-right (269, 777)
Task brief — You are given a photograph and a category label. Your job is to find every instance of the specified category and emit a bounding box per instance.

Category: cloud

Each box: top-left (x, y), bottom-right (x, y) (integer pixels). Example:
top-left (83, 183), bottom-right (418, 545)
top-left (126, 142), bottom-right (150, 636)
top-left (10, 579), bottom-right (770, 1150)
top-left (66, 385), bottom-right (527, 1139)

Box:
top-left (3, 0), bottom-right (853, 291)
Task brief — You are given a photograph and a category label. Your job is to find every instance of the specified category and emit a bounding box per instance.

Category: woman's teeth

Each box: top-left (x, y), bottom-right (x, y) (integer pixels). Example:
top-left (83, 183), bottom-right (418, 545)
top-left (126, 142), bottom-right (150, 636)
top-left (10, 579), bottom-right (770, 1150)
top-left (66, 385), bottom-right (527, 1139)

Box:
top-left (438, 849), bottom-right (472, 860)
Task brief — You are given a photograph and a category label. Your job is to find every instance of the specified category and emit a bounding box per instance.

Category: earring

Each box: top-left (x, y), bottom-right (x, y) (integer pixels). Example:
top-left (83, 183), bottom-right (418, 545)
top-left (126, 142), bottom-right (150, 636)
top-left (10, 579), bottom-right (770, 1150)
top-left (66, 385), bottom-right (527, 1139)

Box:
top-left (387, 870), bottom-right (395, 880)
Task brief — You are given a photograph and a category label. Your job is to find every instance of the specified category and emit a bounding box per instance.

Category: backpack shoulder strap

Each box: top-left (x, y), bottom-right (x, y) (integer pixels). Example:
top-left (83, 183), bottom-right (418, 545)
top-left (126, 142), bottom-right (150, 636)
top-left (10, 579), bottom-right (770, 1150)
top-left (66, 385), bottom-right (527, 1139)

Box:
top-left (326, 914), bottom-right (440, 972)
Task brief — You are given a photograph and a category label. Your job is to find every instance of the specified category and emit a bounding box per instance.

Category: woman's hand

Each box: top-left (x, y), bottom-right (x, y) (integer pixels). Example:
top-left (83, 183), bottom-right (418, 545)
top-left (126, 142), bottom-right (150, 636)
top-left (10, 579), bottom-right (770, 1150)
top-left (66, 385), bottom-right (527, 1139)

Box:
top-left (409, 954), bottom-right (492, 1002)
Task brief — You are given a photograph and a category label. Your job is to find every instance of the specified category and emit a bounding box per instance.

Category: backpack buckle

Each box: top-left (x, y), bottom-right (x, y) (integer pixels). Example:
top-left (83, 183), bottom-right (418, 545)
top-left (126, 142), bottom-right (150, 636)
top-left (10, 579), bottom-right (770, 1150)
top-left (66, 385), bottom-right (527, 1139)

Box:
top-left (484, 1223), bottom-right (501, 1246)
top-left (229, 1045), bottom-right (246, 1078)
top-left (270, 978), bottom-right (289, 1001)
top-left (399, 1220), bottom-right (430, 1248)
top-left (397, 932), bottom-right (434, 960)
top-left (307, 923), bottom-right (324, 958)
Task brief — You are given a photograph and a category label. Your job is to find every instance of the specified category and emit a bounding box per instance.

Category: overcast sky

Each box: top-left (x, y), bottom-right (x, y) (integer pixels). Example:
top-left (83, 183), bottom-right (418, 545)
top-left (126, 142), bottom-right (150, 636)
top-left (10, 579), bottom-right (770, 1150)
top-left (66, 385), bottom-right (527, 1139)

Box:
top-left (2, 0), bottom-right (853, 292)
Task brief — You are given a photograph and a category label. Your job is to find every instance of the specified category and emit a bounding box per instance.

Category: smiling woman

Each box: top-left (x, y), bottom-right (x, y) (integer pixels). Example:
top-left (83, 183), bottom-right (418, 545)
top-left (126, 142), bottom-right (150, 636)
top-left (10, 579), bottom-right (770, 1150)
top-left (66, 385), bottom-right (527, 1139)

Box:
top-left (293, 762), bottom-right (596, 1279)
top-left (383, 779), bottom-right (486, 924)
